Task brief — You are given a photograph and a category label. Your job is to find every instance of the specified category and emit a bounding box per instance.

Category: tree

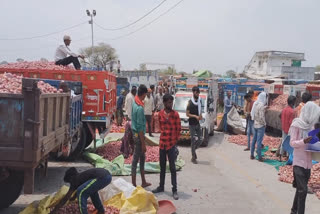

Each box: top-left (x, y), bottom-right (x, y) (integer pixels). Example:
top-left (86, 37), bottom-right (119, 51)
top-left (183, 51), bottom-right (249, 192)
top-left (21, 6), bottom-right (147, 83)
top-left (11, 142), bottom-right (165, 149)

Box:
top-left (0, 61), bottom-right (8, 65)
top-left (16, 58), bottom-right (24, 62)
top-left (80, 43), bottom-right (118, 70)
top-left (226, 70), bottom-right (237, 78)
top-left (316, 65), bottom-right (320, 72)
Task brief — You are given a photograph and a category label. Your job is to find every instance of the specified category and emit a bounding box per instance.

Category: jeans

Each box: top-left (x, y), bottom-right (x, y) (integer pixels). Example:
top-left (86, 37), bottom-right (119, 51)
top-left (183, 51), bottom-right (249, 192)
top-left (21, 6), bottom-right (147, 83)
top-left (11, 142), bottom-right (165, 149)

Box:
top-left (77, 174), bottom-right (112, 214)
top-left (247, 119), bottom-right (254, 148)
top-left (189, 124), bottom-right (202, 159)
top-left (145, 115), bottom-right (152, 135)
top-left (291, 166), bottom-right (311, 214)
top-left (223, 113), bottom-right (228, 132)
top-left (55, 56), bottom-right (81, 70)
top-left (281, 131), bottom-right (288, 155)
top-left (159, 146), bottom-right (177, 192)
top-left (131, 135), bottom-right (145, 175)
top-left (250, 126), bottom-right (265, 159)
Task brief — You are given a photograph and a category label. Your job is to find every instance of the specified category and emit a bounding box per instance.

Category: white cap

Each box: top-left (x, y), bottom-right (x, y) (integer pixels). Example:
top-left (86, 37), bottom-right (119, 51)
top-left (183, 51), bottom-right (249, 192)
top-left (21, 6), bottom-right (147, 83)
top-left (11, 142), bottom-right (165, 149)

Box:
top-left (63, 35), bottom-right (71, 41)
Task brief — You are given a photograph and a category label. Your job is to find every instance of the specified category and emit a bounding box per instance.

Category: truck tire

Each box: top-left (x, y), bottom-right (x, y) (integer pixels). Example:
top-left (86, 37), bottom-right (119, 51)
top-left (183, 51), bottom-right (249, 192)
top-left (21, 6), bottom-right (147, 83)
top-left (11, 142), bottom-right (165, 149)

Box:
top-left (0, 170), bottom-right (24, 209)
top-left (58, 128), bottom-right (87, 161)
top-left (201, 128), bottom-right (209, 147)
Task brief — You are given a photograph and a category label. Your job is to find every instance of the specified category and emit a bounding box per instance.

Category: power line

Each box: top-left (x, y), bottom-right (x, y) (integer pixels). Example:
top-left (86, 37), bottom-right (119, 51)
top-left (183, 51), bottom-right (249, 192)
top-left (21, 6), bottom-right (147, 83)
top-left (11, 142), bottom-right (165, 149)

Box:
top-left (99, 0), bottom-right (185, 41)
top-left (94, 0), bottom-right (169, 31)
top-left (0, 21), bottom-right (88, 41)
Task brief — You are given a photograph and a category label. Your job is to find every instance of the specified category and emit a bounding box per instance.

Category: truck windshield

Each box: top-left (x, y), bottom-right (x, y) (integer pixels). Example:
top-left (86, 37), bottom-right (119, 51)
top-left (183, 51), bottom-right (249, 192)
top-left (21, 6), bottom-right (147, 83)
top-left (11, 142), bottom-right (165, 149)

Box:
top-left (174, 96), bottom-right (205, 113)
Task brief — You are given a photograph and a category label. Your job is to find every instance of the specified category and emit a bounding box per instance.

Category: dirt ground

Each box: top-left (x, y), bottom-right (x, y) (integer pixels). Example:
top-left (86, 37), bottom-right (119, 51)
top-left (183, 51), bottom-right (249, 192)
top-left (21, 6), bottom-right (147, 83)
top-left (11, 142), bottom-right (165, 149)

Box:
top-left (1, 132), bottom-right (320, 214)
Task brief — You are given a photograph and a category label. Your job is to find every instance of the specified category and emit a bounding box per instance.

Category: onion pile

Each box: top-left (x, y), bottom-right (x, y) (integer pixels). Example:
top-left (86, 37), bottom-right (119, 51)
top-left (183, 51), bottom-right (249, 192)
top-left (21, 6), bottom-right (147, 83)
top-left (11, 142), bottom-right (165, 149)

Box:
top-left (269, 94), bottom-right (289, 111)
top-left (0, 73), bottom-right (63, 94)
top-left (95, 141), bottom-right (159, 164)
top-left (110, 118), bottom-right (126, 133)
top-left (55, 202), bottom-right (119, 214)
top-left (228, 134), bottom-right (281, 149)
top-left (0, 61), bottom-right (74, 70)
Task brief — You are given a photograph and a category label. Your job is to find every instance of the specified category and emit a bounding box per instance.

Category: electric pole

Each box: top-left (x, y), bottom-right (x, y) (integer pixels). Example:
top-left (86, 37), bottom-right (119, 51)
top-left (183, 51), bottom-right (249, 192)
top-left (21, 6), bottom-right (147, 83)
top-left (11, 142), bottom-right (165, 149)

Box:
top-left (86, 9), bottom-right (96, 66)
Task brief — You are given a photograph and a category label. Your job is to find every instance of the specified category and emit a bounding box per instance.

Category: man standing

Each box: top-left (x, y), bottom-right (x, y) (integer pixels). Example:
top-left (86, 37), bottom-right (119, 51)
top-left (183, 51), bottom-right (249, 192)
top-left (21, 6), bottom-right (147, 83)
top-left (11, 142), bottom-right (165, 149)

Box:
top-left (223, 91), bottom-right (233, 133)
top-left (144, 89), bottom-right (155, 137)
top-left (124, 86), bottom-right (137, 120)
top-left (131, 84), bottom-right (151, 187)
top-left (244, 93), bottom-right (254, 151)
top-left (54, 35), bottom-right (84, 70)
top-left (116, 89), bottom-right (126, 126)
top-left (155, 87), bottom-right (164, 111)
top-left (186, 86), bottom-right (203, 164)
top-left (278, 95), bottom-right (296, 158)
top-left (152, 94), bottom-right (180, 200)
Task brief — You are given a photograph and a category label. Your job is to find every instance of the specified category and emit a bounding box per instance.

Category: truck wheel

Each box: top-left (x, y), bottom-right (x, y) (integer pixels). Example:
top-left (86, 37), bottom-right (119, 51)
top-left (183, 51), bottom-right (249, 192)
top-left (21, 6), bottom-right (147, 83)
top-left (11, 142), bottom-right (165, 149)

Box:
top-left (60, 128), bottom-right (87, 161)
top-left (201, 128), bottom-right (209, 147)
top-left (0, 170), bottom-right (24, 209)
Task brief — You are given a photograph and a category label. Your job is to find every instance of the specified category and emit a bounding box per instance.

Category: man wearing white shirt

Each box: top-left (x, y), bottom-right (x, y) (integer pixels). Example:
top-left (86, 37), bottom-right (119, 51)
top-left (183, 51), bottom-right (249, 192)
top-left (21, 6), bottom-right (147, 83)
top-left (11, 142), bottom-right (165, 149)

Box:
top-left (55, 35), bottom-right (84, 70)
top-left (124, 86), bottom-right (137, 120)
top-left (144, 89), bottom-right (155, 137)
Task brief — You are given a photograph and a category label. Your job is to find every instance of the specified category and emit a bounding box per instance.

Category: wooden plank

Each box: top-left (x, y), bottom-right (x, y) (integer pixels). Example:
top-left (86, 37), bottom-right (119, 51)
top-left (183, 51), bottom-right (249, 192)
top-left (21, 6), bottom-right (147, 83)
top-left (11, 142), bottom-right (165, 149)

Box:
top-left (43, 98), bottom-right (48, 136)
top-left (39, 98), bottom-right (44, 139)
top-left (24, 168), bottom-right (35, 194)
top-left (47, 98), bottom-right (54, 134)
top-left (22, 79), bottom-right (38, 162)
top-left (0, 147), bottom-right (24, 161)
top-left (54, 97), bottom-right (60, 129)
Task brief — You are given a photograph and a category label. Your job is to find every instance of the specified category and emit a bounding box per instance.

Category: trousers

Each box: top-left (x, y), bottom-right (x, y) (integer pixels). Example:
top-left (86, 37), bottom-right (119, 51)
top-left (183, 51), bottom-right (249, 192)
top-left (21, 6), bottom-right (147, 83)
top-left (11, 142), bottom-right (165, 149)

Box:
top-left (77, 174), bottom-right (112, 214)
top-left (55, 56), bottom-right (81, 70)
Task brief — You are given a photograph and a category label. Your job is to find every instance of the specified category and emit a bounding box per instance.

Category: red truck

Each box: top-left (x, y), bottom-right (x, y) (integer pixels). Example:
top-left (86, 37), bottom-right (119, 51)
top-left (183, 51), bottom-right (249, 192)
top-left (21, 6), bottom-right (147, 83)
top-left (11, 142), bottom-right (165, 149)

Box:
top-left (0, 68), bottom-right (117, 147)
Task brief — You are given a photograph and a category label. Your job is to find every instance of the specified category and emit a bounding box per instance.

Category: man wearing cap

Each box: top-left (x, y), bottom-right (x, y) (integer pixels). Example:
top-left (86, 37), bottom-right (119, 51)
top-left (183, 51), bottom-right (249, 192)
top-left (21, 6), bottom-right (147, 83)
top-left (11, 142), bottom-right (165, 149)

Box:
top-left (55, 35), bottom-right (84, 70)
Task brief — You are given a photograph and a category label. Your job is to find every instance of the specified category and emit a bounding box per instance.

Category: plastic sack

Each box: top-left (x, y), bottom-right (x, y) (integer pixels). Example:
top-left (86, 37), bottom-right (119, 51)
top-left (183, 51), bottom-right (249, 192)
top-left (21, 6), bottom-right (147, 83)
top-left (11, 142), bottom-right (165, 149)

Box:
top-left (99, 178), bottom-right (135, 202)
top-left (227, 106), bottom-right (245, 134)
top-left (105, 186), bottom-right (158, 214)
top-left (19, 186), bottom-right (69, 214)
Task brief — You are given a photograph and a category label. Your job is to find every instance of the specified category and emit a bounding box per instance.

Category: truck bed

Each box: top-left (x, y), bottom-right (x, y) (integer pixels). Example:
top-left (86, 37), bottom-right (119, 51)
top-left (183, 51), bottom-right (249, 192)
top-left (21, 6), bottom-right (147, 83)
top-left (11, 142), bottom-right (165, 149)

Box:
top-left (0, 78), bottom-right (70, 193)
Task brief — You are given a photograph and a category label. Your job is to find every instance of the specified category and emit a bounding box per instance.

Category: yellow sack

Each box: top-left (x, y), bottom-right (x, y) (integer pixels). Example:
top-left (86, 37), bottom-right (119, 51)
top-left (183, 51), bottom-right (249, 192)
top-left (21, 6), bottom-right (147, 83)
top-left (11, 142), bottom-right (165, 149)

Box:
top-left (19, 186), bottom-right (69, 214)
top-left (105, 186), bottom-right (158, 214)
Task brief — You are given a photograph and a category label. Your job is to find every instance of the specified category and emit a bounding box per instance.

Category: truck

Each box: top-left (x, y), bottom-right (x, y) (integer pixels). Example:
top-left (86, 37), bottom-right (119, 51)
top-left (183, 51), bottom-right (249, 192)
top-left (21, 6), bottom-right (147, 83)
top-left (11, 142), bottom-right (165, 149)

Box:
top-left (0, 68), bottom-right (116, 209)
top-left (173, 78), bottom-right (218, 146)
top-left (0, 68), bottom-right (117, 148)
top-left (118, 70), bottom-right (159, 89)
top-left (0, 78), bottom-right (81, 208)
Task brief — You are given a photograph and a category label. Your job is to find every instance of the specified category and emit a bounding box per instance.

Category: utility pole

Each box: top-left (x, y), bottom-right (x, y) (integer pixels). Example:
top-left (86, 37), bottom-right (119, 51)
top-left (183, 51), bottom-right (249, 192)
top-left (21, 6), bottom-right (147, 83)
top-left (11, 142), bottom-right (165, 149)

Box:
top-left (86, 9), bottom-right (96, 66)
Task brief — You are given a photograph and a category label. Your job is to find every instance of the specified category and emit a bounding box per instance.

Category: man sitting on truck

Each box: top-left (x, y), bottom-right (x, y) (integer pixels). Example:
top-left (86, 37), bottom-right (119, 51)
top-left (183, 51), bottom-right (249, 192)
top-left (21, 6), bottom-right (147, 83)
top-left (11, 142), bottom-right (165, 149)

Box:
top-left (49, 168), bottom-right (112, 214)
top-left (54, 35), bottom-right (85, 70)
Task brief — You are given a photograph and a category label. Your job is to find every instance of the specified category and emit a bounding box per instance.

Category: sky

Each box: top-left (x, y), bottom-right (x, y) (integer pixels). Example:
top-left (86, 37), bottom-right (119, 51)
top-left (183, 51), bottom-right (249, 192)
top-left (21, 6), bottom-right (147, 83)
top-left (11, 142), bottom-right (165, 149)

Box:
top-left (0, 0), bottom-right (320, 74)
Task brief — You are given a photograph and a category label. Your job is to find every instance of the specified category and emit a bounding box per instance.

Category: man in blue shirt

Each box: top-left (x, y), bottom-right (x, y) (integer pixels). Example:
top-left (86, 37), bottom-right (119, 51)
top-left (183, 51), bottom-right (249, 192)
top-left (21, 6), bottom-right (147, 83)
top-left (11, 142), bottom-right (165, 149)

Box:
top-left (131, 84), bottom-right (151, 188)
top-left (223, 91), bottom-right (233, 132)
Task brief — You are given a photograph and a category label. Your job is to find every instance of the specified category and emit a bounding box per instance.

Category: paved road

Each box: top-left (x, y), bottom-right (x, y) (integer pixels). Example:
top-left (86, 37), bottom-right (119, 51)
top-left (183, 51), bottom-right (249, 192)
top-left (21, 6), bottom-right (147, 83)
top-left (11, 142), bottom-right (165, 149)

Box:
top-left (1, 132), bottom-right (320, 214)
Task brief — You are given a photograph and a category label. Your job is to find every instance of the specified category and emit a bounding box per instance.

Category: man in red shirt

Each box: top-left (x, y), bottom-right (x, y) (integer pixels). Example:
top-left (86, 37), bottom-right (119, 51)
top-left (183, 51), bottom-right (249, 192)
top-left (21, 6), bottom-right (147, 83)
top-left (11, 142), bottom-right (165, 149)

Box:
top-left (279, 95), bottom-right (297, 157)
top-left (152, 94), bottom-right (181, 200)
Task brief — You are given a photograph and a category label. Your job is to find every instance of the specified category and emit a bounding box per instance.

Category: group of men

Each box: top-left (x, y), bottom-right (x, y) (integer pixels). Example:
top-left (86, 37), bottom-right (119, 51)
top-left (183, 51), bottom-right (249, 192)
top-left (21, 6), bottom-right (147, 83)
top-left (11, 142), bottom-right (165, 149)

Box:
top-left (242, 90), bottom-right (316, 214)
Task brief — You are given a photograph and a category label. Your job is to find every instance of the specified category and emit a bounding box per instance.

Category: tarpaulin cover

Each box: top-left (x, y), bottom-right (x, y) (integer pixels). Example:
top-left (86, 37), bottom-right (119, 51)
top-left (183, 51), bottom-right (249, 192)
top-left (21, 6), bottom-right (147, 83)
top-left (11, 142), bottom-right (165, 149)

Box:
top-left (83, 136), bottom-right (185, 176)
